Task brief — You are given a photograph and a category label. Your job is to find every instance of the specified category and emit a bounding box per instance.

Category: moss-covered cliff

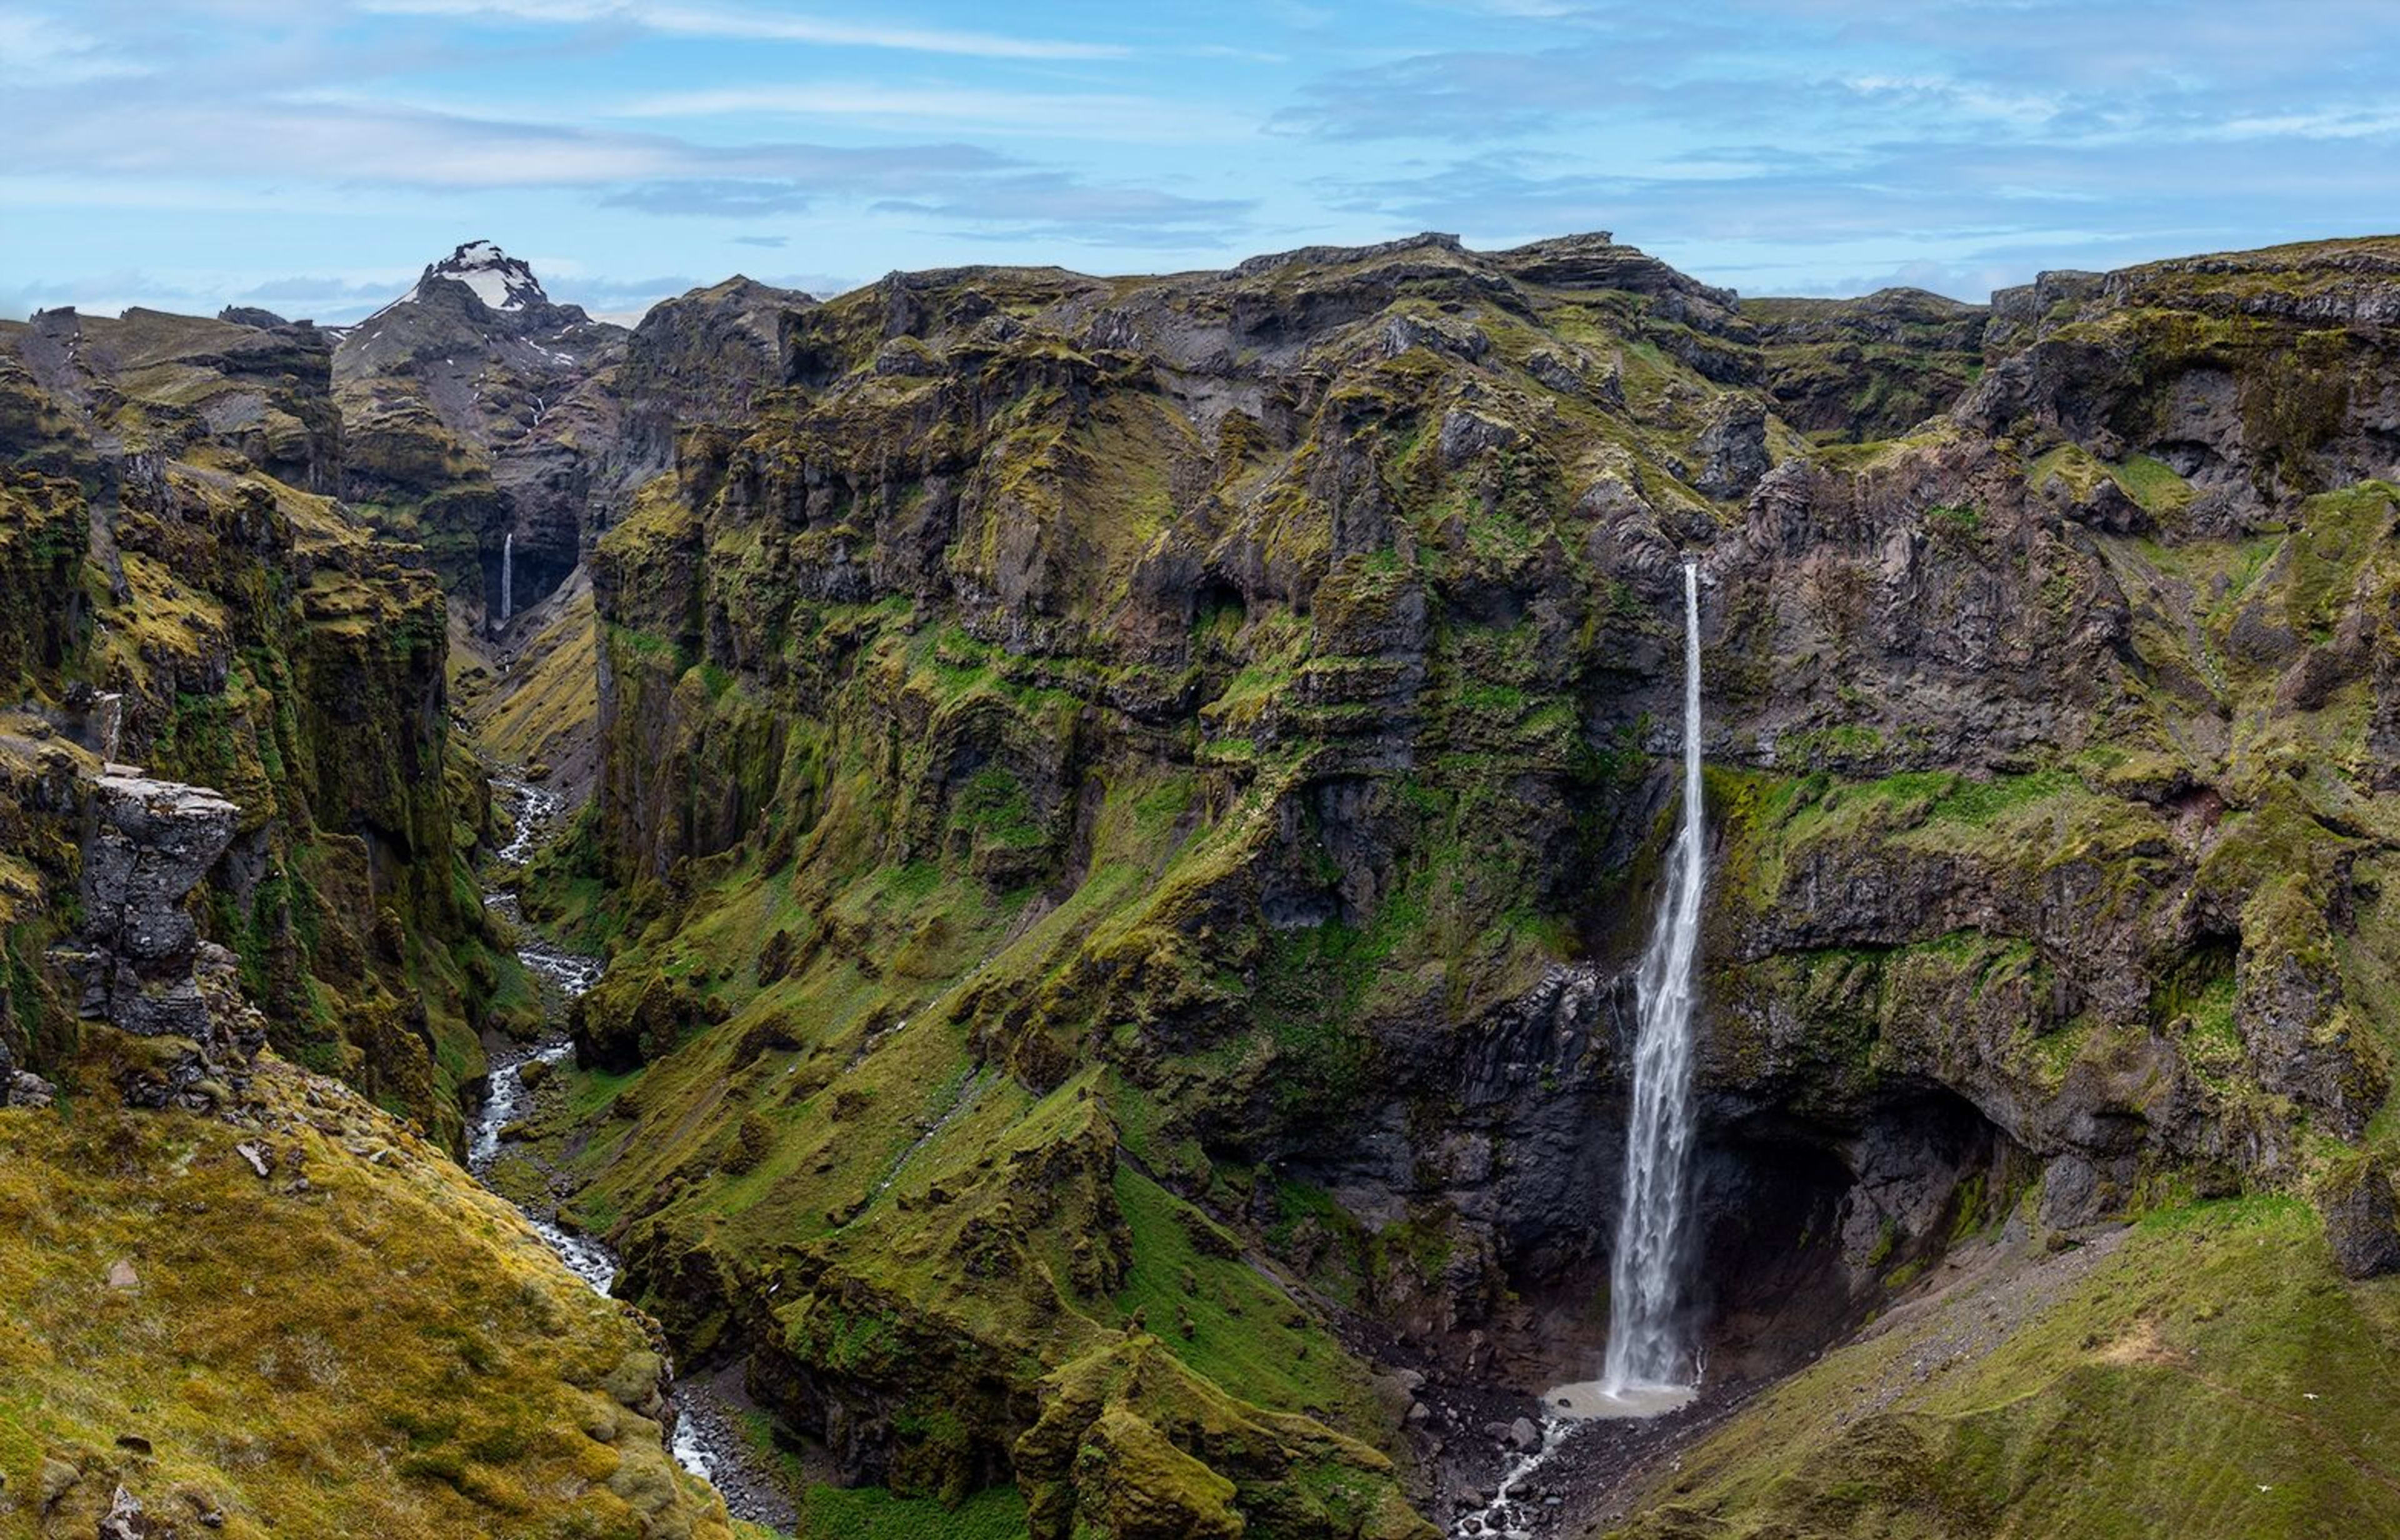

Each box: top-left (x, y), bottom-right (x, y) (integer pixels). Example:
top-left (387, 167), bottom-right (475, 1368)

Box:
top-left (0, 306), bottom-right (526, 1148)
top-left (9, 226), bottom-right (2400, 1539)
top-left (519, 230), bottom-right (2400, 1537)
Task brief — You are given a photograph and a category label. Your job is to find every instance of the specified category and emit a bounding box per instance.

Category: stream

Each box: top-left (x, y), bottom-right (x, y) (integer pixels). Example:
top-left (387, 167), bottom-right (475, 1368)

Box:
top-left (471, 773), bottom-right (798, 1531)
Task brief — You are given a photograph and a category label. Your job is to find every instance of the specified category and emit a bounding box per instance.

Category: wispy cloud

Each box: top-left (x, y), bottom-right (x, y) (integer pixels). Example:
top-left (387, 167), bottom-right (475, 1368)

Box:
top-left (354, 0), bottom-right (1130, 59)
top-left (610, 82), bottom-right (1241, 142)
top-left (872, 172), bottom-right (1254, 247)
top-left (0, 6), bottom-right (151, 79)
top-left (6, 93), bottom-right (1009, 191)
top-left (600, 179), bottom-right (818, 215)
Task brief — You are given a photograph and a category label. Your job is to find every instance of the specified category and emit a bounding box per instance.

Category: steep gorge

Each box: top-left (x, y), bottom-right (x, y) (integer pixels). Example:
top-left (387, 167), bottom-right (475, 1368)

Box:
top-left (8, 230), bottom-right (2400, 1539)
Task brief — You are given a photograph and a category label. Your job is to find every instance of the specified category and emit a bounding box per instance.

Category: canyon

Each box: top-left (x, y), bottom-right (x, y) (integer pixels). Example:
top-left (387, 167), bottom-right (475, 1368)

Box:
top-left (6, 228), bottom-right (2400, 1538)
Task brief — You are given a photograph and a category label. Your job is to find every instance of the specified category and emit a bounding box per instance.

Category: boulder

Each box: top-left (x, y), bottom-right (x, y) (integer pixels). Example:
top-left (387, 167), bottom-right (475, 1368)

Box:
top-left (2321, 1160), bottom-right (2400, 1279)
top-left (3, 1069), bottom-right (56, 1109)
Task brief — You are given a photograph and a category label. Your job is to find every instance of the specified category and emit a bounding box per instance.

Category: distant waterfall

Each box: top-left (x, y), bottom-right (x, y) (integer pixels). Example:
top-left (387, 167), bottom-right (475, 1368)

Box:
top-left (499, 532), bottom-right (514, 625)
top-left (1603, 560), bottom-right (1706, 1394)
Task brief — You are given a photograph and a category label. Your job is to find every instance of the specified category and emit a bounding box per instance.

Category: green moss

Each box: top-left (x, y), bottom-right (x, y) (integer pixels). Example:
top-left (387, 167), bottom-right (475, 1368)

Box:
top-left (794, 1483), bottom-right (1028, 1539)
top-left (1111, 1167), bottom-right (1383, 1431)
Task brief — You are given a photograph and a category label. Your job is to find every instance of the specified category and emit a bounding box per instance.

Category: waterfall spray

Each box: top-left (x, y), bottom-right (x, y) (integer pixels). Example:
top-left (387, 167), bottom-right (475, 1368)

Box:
top-left (499, 531), bottom-right (514, 625)
top-left (1602, 559), bottom-right (1706, 1396)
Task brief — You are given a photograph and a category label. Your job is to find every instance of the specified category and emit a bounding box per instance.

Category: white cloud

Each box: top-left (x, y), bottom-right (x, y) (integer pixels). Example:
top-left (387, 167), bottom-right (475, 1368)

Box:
top-left (353, 0), bottom-right (1130, 59)
top-left (0, 6), bottom-right (149, 79)
top-left (2199, 108), bottom-right (2400, 142)
top-left (6, 98), bottom-right (1006, 190)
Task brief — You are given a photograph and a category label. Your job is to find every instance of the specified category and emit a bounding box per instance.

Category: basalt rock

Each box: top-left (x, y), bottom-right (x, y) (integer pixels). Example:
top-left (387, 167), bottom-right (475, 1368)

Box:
top-left (2321, 1158), bottom-right (2400, 1279)
top-left (69, 771), bottom-right (238, 1038)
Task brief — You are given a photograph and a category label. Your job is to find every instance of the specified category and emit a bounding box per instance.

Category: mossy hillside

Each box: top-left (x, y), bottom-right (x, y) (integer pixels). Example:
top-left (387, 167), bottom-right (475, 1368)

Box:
top-left (568, 1014), bottom-right (1416, 1529)
top-left (0, 1051), bottom-right (732, 1539)
top-left (1597, 1198), bottom-right (2400, 1540)
top-left (534, 568), bottom-right (1586, 1526)
top-left (538, 735), bottom-right (1420, 1520)
top-left (783, 1484), bottom-right (1028, 1540)
top-left (464, 577), bottom-right (602, 775)
top-left (1744, 289), bottom-right (1988, 443)
top-left (1014, 1336), bottom-right (1431, 1540)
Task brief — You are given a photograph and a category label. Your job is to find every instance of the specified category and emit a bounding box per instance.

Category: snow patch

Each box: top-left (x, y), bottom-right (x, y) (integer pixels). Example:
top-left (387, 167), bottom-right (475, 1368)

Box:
top-left (457, 266), bottom-right (516, 311)
top-left (422, 241), bottom-right (548, 313)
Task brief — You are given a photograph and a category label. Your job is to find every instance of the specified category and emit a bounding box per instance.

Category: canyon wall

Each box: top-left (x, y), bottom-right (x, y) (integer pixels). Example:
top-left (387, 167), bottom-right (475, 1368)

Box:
top-left (548, 233), bottom-right (2400, 1531)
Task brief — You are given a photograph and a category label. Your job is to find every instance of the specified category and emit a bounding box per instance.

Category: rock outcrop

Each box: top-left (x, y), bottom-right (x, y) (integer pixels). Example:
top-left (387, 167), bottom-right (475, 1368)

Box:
top-left (592, 275), bottom-right (813, 526)
top-left (68, 770), bottom-right (238, 1036)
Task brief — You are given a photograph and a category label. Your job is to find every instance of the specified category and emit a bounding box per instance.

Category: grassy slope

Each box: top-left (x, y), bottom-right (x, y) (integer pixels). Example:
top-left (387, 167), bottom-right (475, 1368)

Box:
top-left (460, 575), bottom-right (603, 779)
top-left (1601, 1199), bottom-right (2400, 1539)
top-left (0, 1052), bottom-right (732, 1540)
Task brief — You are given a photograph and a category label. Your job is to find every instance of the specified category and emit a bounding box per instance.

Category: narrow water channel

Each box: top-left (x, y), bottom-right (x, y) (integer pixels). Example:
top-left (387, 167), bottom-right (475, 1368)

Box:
top-left (472, 773), bottom-right (798, 1531)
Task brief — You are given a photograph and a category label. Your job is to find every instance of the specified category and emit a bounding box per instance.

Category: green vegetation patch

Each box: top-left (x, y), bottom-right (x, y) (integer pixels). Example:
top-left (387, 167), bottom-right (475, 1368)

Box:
top-left (1606, 1198), bottom-right (2400, 1540)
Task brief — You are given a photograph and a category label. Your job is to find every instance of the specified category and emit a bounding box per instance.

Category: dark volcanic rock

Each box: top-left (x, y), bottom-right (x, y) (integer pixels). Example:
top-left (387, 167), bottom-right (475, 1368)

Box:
top-left (335, 241), bottom-right (629, 623)
top-left (70, 771), bottom-right (238, 1036)
top-left (593, 275), bottom-right (814, 525)
top-left (2322, 1160), bottom-right (2400, 1279)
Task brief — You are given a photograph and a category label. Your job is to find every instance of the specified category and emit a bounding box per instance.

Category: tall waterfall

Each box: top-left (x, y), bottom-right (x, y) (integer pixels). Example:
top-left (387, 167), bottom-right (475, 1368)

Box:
top-left (1603, 560), bottom-right (1707, 1394)
top-left (499, 531), bottom-right (514, 625)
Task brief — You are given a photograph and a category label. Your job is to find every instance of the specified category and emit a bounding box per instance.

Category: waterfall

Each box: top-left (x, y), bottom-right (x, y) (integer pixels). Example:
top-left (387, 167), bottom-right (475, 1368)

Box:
top-left (499, 531), bottom-right (514, 624)
top-left (1603, 559), bottom-right (1706, 1395)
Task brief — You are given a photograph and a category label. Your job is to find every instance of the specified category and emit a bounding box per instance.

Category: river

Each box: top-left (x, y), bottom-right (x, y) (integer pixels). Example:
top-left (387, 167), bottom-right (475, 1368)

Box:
top-left (472, 772), bottom-right (799, 1531)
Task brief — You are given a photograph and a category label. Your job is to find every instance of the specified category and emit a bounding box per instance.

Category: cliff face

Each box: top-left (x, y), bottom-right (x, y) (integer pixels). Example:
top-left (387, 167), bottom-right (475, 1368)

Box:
top-left (545, 231), bottom-right (2400, 1533)
top-left (0, 306), bottom-right (519, 1148)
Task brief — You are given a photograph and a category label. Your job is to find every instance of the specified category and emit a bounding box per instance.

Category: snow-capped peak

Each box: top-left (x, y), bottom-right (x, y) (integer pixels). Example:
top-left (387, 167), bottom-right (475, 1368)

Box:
top-left (424, 240), bottom-right (548, 313)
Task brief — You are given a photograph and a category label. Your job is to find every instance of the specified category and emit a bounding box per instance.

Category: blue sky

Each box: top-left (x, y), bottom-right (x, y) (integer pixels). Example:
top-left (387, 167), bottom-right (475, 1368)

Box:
top-left (4, 0), bottom-right (2396, 322)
